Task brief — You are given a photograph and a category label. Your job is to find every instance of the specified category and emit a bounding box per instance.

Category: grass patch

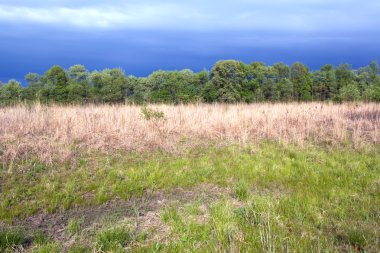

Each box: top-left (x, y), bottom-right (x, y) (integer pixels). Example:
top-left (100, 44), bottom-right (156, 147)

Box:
top-left (233, 181), bottom-right (250, 201)
top-left (32, 242), bottom-right (61, 253)
top-left (0, 142), bottom-right (379, 251)
top-left (96, 226), bottom-right (134, 252)
top-left (66, 218), bottom-right (84, 236)
top-left (0, 229), bottom-right (26, 253)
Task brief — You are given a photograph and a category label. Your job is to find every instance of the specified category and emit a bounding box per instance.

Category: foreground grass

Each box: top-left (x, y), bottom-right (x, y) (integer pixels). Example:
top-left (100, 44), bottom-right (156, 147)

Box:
top-left (0, 142), bottom-right (379, 252)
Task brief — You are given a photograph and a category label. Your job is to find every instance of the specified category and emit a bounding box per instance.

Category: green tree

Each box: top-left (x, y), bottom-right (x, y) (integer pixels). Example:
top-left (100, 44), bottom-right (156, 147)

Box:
top-left (40, 65), bottom-right (69, 102)
top-left (340, 81), bottom-right (361, 101)
top-left (45, 65), bottom-right (68, 87)
top-left (22, 73), bottom-right (42, 101)
top-left (276, 78), bottom-right (293, 101)
top-left (273, 62), bottom-right (290, 81)
top-left (68, 64), bottom-right (89, 83)
top-left (209, 60), bottom-right (246, 103)
top-left (66, 65), bottom-right (90, 103)
top-left (291, 62), bottom-right (312, 101)
top-left (335, 64), bottom-right (354, 99)
top-left (25, 73), bottom-right (41, 87)
top-left (147, 69), bottom-right (200, 104)
top-left (90, 68), bottom-right (125, 103)
top-left (67, 82), bottom-right (88, 103)
top-left (369, 60), bottom-right (380, 81)
top-left (313, 64), bottom-right (336, 100)
top-left (0, 79), bottom-right (21, 104)
top-left (362, 78), bottom-right (380, 101)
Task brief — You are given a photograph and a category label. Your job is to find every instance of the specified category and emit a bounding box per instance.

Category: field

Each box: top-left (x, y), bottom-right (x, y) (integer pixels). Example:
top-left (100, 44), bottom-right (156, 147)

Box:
top-left (0, 103), bottom-right (379, 252)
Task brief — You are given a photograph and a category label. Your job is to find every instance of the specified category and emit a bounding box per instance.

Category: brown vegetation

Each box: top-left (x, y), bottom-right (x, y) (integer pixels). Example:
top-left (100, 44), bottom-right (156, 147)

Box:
top-left (1, 102), bottom-right (379, 165)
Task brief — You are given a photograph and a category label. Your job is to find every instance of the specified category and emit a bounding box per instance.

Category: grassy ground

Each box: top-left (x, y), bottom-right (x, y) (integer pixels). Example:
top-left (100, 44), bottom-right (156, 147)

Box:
top-left (1, 142), bottom-right (379, 252)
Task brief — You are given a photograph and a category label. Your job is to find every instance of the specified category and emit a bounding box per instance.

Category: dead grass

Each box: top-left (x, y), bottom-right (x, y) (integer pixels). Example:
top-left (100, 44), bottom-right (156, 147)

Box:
top-left (0, 102), bottom-right (379, 165)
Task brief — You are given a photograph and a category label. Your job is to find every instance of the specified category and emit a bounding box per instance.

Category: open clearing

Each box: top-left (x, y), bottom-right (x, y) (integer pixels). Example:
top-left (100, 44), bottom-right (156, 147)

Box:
top-left (0, 103), bottom-right (379, 252)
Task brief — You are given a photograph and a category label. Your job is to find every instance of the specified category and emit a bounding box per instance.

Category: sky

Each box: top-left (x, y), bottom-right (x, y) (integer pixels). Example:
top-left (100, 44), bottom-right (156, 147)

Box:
top-left (0, 0), bottom-right (379, 83)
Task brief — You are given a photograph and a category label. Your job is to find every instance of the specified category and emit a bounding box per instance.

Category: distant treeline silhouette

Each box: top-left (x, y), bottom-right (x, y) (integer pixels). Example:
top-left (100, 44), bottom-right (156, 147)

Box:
top-left (1, 60), bottom-right (379, 105)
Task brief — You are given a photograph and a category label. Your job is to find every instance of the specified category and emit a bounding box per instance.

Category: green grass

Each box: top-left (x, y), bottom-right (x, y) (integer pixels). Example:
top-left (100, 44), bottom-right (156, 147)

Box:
top-left (96, 226), bottom-right (134, 252)
top-left (66, 218), bottom-right (84, 236)
top-left (31, 242), bottom-right (61, 253)
top-left (0, 142), bottom-right (379, 252)
top-left (0, 229), bottom-right (26, 253)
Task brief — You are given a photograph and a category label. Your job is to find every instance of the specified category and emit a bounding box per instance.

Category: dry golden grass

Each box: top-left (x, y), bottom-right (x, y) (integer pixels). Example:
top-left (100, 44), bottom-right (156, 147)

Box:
top-left (0, 102), bottom-right (379, 165)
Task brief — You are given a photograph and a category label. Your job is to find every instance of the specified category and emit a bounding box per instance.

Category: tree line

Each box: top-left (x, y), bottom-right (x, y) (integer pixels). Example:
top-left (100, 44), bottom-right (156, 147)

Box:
top-left (1, 60), bottom-right (379, 105)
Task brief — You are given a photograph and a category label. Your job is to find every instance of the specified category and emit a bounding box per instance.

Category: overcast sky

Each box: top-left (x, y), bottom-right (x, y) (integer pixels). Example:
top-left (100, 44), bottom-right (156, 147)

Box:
top-left (0, 0), bottom-right (379, 82)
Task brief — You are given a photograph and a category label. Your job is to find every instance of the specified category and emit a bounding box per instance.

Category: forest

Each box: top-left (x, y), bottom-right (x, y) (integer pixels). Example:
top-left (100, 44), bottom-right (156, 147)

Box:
top-left (1, 60), bottom-right (380, 105)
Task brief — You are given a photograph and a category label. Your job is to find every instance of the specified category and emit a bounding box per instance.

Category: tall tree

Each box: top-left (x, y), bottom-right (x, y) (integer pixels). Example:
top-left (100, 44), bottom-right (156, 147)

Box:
top-left (273, 62), bottom-right (290, 81)
top-left (340, 81), bottom-right (361, 101)
top-left (40, 65), bottom-right (69, 102)
top-left (0, 79), bottom-right (21, 104)
top-left (67, 65), bottom-right (90, 103)
top-left (313, 64), bottom-right (336, 100)
top-left (209, 60), bottom-right (246, 103)
top-left (291, 62), bottom-right (312, 101)
top-left (21, 73), bottom-right (42, 101)
top-left (90, 68), bottom-right (125, 103)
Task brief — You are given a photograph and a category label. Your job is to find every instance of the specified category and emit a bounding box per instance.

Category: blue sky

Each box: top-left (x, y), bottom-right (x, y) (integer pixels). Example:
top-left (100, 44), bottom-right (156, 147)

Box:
top-left (0, 0), bottom-right (379, 83)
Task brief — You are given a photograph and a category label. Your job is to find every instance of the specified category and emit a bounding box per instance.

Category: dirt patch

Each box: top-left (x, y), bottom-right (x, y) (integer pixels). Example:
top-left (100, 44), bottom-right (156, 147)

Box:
top-left (6, 184), bottom-right (228, 249)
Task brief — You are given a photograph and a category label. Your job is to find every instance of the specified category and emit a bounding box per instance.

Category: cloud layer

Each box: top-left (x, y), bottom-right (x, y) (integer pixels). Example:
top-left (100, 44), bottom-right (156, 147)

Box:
top-left (0, 1), bottom-right (379, 31)
top-left (0, 0), bottom-right (379, 83)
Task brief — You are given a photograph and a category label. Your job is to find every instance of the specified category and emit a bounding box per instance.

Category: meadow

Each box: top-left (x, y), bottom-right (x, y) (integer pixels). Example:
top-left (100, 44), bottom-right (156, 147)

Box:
top-left (0, 103), bottom-right (379, 252)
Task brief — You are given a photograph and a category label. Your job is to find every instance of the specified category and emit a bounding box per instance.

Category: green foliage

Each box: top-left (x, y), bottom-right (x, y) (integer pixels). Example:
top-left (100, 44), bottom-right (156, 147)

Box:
top-left (291, 62), bottom-right (312, 101)
top-left (141, 106), bottom-right (165, 121)
top-left (0, 79), bottom-right (21, 105)
top-left (37, 65), bottom-right (69, 103)
top-left (68, 65), bottom-right (89, 83)
top-left (1, 61), bottom-right (379, 106)
top-left (234, 181), bottom-right (249, 201)
top-left (96, 226), bottom-right (133, 252)
top-left (91, 68), bottom-right (126, 103)
top-left (32, 242), bottom-right (61, 253)
top-left (0, 229), bottom-right (26, 252)
top-left (32, 232), bottom-right (51, 245)
top-left (340, 82), bottom-right (361, 101)
top-left (209, 60), bottom-right (246, 102)
top-left (313, 64), bottom-right (337, 100)
top-left (0, 143), bottom-right (379, 251)
top-left (67, 82), bottom-right (88, 103)
top-left (68, 245), bottom-right (89, 253)
top-left (67, 218), bottom-right (83, 236)
top-left (363, 81), bottom-right (380, 101)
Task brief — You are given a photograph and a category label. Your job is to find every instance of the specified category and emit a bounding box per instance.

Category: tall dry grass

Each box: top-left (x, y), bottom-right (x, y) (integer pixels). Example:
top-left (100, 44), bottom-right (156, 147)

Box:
top-left (0, 102), bottom-right (379, 165)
